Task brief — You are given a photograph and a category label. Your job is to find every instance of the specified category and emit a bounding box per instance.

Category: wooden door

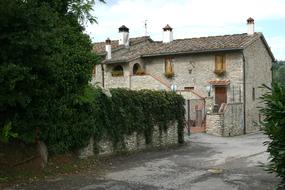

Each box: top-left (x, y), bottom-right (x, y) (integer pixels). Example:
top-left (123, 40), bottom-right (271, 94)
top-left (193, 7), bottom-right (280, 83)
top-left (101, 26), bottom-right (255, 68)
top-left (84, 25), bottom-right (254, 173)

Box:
top-left (215, 87), bottom-right (227, 108)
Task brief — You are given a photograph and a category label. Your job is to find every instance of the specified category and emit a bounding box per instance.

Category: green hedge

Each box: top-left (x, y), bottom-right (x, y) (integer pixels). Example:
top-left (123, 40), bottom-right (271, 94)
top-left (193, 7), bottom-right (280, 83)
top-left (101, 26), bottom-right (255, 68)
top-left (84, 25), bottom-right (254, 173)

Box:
top-left (260, 83), bottom-right (285, 189)
top-left (41, 87), bottom-right (185, 154)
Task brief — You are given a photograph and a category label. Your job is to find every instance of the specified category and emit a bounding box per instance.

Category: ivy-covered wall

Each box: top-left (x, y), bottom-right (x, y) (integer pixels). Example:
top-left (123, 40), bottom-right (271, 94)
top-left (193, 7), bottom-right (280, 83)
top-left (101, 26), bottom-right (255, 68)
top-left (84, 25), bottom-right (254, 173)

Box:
top-left (42, 87), bottom-right (185, 154)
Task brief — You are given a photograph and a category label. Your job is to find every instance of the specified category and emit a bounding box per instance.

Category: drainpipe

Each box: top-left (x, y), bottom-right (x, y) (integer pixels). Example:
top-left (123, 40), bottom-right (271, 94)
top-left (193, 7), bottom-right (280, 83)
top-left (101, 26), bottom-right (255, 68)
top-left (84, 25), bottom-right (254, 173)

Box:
top-left (101, 63), bottom-right (105, 88)
top-left (242, 52), bottom-right (246, 134)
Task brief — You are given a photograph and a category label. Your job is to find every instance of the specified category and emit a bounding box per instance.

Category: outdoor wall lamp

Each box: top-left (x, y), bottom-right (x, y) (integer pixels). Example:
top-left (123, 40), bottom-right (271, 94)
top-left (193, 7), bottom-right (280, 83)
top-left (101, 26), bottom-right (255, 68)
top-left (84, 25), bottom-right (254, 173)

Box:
top-left (171, 84), bottom-right (177, 92)
top-left (206, 85), bottom-right (212, 97)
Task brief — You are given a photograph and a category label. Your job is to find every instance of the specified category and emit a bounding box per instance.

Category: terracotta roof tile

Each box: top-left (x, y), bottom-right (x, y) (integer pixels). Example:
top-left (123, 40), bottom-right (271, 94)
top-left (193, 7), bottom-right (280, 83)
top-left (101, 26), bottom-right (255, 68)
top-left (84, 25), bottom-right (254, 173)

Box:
top-left (93, 32), bottom-right (270, 63)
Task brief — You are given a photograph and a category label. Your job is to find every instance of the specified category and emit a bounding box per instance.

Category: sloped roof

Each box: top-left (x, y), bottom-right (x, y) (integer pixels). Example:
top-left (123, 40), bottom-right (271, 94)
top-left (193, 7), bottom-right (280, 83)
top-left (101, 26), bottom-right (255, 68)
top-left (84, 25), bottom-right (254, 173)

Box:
top-left (92, 36), bottom-right (151, 55)
top-left (93, 32), bottom-right (275, 63)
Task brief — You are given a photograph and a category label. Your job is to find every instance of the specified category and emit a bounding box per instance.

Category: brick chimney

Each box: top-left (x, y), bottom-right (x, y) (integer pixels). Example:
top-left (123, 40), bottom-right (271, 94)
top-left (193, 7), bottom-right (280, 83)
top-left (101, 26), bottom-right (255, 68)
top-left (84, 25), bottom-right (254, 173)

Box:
top-left (163, 24), bottom-right (173, 43)
top-left (118, 25), bottom-right (129, 47)
top-left (247, 17), bottom-right (255, 35)
top-left (105, 38), bottom-right (111, 60)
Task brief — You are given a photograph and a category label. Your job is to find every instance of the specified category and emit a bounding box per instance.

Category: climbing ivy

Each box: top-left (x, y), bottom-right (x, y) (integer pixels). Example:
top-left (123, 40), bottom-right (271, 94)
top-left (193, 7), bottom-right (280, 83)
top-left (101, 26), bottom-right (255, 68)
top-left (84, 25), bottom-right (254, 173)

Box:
top-left (42, 86), bottom-right (186, 154)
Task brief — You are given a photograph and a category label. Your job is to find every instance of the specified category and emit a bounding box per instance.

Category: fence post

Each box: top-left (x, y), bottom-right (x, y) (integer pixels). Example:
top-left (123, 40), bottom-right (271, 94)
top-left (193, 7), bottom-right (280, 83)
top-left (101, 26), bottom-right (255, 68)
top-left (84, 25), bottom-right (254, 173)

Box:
top-left (187, 99), bottom-right (191, 136)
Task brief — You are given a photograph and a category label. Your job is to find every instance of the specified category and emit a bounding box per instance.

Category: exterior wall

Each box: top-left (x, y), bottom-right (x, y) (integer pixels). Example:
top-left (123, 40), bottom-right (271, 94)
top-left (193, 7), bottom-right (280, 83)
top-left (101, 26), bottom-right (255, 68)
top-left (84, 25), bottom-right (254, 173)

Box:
top-left (78, 124), bottom-right (179, 159)
top-left (223, 103), bottom-right (244, 136)
top-left (243, 38), bottom-right (272, 133)
top-left (105, 63), bottom-right (130, 88)
top-left (130, 75), bottom-right (169, 90)
top-left (144, 52), bottom-right (244, 104)
top-left (90, 64), bottom-right (103, 87)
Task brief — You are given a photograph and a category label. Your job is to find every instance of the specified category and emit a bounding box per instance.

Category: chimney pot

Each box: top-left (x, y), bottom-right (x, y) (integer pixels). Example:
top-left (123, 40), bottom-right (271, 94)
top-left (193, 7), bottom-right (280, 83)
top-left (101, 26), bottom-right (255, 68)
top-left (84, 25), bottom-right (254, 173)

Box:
top-left (105, 38), bottom-right (111, 45)
top-left (247, 17), bottom-right (254, 24)
top-left (163, 24), bottom-right (173, 32)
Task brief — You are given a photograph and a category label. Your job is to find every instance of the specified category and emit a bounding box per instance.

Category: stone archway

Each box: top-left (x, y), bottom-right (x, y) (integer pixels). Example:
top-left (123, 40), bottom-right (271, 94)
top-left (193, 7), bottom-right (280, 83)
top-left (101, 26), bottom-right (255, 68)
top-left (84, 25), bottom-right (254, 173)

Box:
top-left (133, 63), bottom-right (144, 75)
top-left (112, 65), bottom-right (124, 77)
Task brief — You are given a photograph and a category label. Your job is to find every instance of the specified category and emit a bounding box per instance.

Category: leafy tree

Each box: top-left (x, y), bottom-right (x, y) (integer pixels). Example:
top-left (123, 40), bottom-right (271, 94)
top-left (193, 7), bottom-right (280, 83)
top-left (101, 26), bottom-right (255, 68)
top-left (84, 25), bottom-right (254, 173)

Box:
top-left (0, 0), bottom-right (103, 144)
top-left (273, 60), bottom-right (285, 85)
top-left (260, 83), bottom-right (285, 189)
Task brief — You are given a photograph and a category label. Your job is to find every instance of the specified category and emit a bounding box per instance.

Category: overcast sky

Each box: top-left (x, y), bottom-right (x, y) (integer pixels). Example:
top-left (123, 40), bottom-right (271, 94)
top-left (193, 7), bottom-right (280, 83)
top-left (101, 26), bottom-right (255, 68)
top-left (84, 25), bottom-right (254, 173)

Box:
top-left (86, 0), bottom-right (285, 60)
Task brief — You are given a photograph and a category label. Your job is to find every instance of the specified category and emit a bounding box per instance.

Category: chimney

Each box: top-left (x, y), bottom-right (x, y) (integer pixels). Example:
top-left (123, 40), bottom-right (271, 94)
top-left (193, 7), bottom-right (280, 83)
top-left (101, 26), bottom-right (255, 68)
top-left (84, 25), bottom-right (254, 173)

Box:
top-left (118, 25), bottom-right (129, 47)
top-left (105, 38), bottom-right (111, 60)
top-left (247, 17), bottom-right (255, 35)
top-left (163, 24), bottom-right (173, 43)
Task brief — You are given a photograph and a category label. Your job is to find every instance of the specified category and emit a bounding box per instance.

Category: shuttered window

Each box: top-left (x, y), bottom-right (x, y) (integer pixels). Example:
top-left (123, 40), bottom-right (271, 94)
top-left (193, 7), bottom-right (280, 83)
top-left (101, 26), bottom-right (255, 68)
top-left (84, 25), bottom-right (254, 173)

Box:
top-left (165, 58), bottom-right (173, 73)
top-left (215, 55), bottom-right (226, 73)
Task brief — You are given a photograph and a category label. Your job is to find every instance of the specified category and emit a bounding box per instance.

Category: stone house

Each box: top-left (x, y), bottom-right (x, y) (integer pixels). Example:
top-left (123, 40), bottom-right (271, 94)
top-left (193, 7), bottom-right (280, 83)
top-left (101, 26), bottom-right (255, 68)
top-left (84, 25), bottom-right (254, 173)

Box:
top-left (91, 18), bottom-right (274, 136)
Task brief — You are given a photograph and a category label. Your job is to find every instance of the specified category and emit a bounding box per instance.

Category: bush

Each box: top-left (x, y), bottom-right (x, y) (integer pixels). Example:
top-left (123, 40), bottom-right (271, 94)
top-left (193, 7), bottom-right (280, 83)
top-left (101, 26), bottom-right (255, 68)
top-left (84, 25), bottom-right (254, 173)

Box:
top-left (41, 87), bottom-right (186, 154)
top-left (260, 83), bottom-right (285, 189)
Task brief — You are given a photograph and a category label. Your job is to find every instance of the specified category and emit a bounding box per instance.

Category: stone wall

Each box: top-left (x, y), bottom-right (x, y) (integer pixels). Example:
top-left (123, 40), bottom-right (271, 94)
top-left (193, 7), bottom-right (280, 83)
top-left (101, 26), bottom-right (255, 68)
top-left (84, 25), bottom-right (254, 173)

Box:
top-left (223, 103), bottom-right (244, 136)
top-left (243, 38), bottom-right (272, 133)
top-left (206, 103), bottom-right (244, 136)
top-left (78, 124), bottom-right (179, 159)
top-left (206, 113), bottom-right (224, 136)
top-left (130, 75), bottom-right (169, 90)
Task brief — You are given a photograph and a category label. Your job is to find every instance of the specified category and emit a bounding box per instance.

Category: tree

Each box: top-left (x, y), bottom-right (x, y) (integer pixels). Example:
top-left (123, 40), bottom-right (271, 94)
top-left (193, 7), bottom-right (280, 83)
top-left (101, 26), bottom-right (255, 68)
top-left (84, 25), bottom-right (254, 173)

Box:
top-left (0, 0), bottom-right (103, 148)
top-left (273, 60), bottom-right (285, 85)
top-left (260, 83), bottom-right (285, 189)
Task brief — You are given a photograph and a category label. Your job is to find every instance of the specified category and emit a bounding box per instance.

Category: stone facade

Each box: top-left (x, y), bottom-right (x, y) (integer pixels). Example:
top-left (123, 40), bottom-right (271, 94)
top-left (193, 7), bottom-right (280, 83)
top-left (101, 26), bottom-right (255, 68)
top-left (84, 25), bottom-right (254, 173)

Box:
top-left (78, 124), bottom-right (179, 159)
top-left (92, 34), bottom-right (273, 137)
top-left (243, 38), bottom-right (272, 133)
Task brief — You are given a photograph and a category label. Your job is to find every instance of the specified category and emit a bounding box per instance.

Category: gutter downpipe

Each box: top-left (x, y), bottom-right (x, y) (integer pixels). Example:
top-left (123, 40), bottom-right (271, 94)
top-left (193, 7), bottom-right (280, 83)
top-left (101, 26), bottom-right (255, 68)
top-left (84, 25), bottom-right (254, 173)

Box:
top-left (101, 63), bottom-right (105, 88)
top-left (242, 52), bottom-right (246, 134)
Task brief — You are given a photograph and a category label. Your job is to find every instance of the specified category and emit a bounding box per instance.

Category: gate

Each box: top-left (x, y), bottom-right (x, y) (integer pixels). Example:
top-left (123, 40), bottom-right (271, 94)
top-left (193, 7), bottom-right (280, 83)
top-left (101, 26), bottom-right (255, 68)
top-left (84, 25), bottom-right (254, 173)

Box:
top-left (185, 99), bottom-right (206, 135)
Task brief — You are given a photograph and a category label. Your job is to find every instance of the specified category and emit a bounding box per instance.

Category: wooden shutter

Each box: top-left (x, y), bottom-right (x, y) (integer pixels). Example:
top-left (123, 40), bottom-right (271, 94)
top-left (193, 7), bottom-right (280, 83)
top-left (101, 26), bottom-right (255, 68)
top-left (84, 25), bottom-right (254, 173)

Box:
top-left (165, 58), bottom-right (173, 73)
top-left (215, 55), bottom-right (226, 72)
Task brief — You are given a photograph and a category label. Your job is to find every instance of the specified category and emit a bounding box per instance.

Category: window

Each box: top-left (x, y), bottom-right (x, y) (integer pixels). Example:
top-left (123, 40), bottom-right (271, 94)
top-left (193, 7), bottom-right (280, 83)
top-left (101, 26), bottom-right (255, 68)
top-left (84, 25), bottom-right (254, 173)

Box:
top-left (184, 87), bottom-right (194, 90)
top-left (252, 87), bottom-right (255, 101)
top-left (111, 65), bottom-right (124, 77)
top-left (165, 58), bottom-right (174, 78)
top-left (215, 55), bottom-right (226, 75)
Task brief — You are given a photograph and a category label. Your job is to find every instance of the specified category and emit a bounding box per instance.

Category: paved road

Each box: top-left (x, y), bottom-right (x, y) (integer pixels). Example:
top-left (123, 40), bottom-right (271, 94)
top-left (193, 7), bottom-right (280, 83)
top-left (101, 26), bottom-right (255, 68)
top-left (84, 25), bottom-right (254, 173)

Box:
top-left (6, 132), bottom-right (280, 190)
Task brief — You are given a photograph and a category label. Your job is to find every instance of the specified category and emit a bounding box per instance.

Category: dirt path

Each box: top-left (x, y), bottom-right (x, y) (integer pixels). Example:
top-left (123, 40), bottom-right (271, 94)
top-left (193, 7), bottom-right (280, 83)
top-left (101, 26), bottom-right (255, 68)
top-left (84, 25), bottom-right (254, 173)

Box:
top-left (4, 132), bottom-right (280, 190)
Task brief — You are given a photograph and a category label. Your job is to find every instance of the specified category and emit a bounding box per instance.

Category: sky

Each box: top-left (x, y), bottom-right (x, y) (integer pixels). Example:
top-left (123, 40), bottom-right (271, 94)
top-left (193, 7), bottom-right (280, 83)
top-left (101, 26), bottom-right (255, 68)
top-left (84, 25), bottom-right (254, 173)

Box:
top-left (86, 0), bottom-right (285, 60)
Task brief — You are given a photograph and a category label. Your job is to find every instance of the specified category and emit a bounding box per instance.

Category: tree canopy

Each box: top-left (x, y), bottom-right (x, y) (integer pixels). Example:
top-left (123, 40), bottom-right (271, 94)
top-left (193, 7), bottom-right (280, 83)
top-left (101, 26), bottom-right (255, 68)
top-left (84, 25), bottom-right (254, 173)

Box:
top-left (273, 60), bottom-right (285, 86)
top-left (0, 0), bottom-right (102, 143)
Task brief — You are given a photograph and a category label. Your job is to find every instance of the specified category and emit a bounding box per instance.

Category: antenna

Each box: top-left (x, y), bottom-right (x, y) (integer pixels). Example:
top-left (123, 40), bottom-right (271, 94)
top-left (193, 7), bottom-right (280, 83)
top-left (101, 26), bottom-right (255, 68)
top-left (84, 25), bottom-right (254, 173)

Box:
top-left (144, 20), bottom-right (148, 36)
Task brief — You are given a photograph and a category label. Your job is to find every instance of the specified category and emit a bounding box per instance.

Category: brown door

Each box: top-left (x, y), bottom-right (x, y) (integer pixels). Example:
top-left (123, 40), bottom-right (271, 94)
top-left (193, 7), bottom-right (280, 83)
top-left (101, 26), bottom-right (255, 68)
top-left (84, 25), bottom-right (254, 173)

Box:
top-left (215, 86), bottom-right (227, 108)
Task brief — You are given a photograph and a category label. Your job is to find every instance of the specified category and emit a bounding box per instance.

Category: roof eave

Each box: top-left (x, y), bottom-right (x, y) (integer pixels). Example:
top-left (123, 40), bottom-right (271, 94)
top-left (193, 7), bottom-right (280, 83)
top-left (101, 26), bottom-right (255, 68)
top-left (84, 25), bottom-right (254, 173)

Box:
top-left (260, 34), bottom-right (275, 61)
top-left (141, 48), bottom-right (243, 58)
top-left (104, 59), bottom-right (128, 64)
